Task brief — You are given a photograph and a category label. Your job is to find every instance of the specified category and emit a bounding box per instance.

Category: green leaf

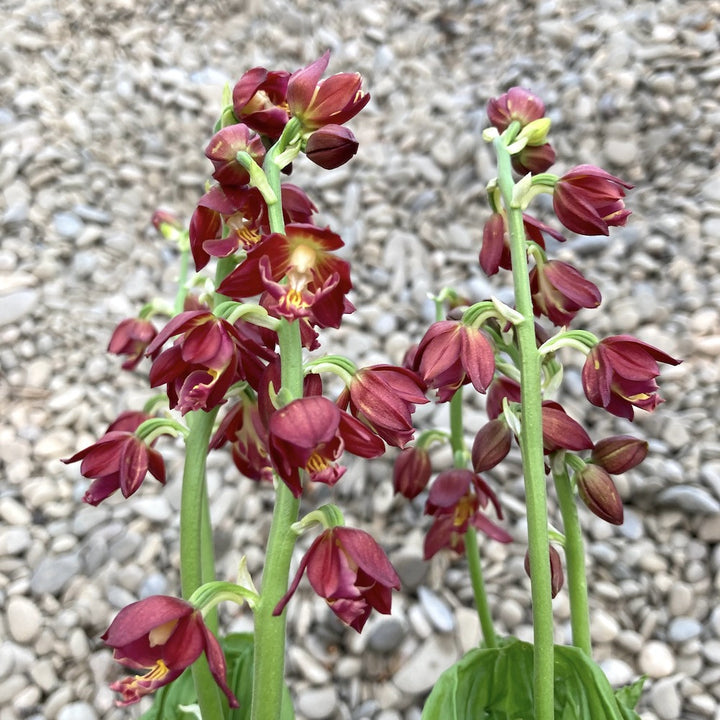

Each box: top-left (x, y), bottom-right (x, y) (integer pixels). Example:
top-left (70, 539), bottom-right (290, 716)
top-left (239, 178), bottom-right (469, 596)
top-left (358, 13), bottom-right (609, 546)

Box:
top-left (615, 676), bottom-right (645, 720)
top-left (140, 633), bottom-right (294, 720)
top-left (421, 638), bottom-right (642, 720)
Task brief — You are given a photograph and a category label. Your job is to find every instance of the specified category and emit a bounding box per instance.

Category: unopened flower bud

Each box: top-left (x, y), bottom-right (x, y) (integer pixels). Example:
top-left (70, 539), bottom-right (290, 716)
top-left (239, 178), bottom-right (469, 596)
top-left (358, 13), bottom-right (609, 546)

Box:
top-left (151, 210), bottom-right (183, 241)
top-left (472, 419), bottom-right (512, 473)
top-left (305, 125), bottom-right (359, 169)
top-left (517, 117), bottom-right (551, 146)
top-left (393, 446), bottom-right (432, 499)
top-left (591, 435), bottom-right (648, 475)
top-left (524, 545), bottom-right (564, 598)
top-left (576, 464), bottom-right (624, 525)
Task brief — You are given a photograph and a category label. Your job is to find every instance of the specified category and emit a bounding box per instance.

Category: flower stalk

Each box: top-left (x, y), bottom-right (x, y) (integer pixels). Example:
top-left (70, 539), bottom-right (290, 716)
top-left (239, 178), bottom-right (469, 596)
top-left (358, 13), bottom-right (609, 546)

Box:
top-left (552, 459), bottom-right (592, 655)
top-left (494, 130), bottom-right (554, 719)
top-left (250, 137), bottom-right (303, 720)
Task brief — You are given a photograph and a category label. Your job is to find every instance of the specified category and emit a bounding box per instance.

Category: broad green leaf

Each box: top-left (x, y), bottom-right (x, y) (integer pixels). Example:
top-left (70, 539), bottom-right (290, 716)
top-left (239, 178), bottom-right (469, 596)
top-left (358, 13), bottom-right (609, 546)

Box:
top-left (614, 676), bottom-right (645, 720)
top-left (422, 638), bottom-right (642, 720)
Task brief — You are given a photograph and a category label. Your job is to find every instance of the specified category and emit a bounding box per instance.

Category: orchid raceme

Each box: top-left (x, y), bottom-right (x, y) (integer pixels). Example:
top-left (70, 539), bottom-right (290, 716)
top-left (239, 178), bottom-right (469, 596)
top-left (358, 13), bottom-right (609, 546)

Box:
top-left (62, 56), bottom-right (679, 720)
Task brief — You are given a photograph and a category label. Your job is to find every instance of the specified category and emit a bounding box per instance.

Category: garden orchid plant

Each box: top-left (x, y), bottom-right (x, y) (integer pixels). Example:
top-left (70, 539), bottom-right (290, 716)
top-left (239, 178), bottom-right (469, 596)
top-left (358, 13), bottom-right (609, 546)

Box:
top-left (63, 55), bottom-right (679, 719)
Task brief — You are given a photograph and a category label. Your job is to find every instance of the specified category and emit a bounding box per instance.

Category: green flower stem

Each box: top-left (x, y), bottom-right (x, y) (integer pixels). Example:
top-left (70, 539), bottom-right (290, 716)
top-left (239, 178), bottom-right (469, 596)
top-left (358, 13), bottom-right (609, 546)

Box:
top-left (553, 463), bottom-right (592, 655)
top-left (449, 389), bottom-right (497, 649)
top-left (494, 134), bottom-right (554, 720)
top-left (250, 132), bottom-right (303, 720)
top-left (180, 406), bottom-right (224, 719)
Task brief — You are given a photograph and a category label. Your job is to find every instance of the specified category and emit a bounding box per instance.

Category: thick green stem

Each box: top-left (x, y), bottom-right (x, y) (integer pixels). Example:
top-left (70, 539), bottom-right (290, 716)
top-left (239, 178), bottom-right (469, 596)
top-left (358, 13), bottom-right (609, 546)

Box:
top-left (180, 406), bottom-right (224, 718)
top-left (553, 464), bottom-right (592, 655)
top-left (250, 129), bottom-right (303, 720)
top-left (494, 135), bottom-right (554, 720)
top-left (449, 390), bottom-right (497, 648)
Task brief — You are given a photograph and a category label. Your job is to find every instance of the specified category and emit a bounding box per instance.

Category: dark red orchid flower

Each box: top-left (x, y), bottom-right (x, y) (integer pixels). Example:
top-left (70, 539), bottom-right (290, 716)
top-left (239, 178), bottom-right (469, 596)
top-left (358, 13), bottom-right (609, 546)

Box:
top-left (189, 183), bottom-right (316, 271)
top-left (204, 123), bottom-right (266, 189)
top-left (147, 311), bottom-right (274, 415)
top-left (529, 259), bottom-right (601, 326)
top-left (487, 87), bottom-right (546, 133)
top-left (423, 469), bottom-right (511, 559)
top-left (413, 320), bottom-right (495, 402)
top-left (553, 165), bottom-right (633, 236)
top-left (268, 395), bottom-right (384, 498)
top-left (108, 318), bottom-right (158, 370)
top-left (210, 398), bottom-right (273, 483)
top-left (591, 435), bottom-right (648, 475)
top-left (339, 364), bottom-right (428, 448)
top-left (393, 445), bottom-right (432, 500)
top-left (305, 124), bottom-right (359, 169)
top-left (102, 595), bottom-right (238, 707)
top-left (62, 411), bottom-right (164, 506)
top-left (274, 527), bottom-right (400, 632)
top-left (287, 51), bottom-right (370, 131)
top-left (232, 66), bottom-right (291, 139)
top-left (581, 335), bottom-right (680, 420)
top-left (479, 212), bottom-right (565, 276)
top-left (575, 463), bottom-right (624, 525)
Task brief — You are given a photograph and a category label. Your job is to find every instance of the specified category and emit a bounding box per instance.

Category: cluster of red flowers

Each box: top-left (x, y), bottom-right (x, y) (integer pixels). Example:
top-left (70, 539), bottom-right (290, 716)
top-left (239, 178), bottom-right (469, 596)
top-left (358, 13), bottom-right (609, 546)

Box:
top-left (62, 53), bottom-right (416, 707)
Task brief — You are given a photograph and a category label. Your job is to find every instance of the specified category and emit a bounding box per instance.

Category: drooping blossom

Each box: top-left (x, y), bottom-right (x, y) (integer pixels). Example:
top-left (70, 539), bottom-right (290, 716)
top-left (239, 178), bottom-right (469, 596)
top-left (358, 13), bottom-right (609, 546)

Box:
top-left (338, 364), bottom-right (428, 448)
top-left (471, 418), bottom-right (513, 473)
top-left (393, 445), bottom-right (432, 499)
top-left (62, 411), bottom-right (164, 506)
top-left (305, 124), bottom-right (359, 169)
top-left (553, 165), bottom-right (633, 236)
top-left (102, 595), bottom-right (238, 707)
top-left (146, 311), bottom-right (274, 414)
top-left (267, 395), bottom-right (384, 498)
top-left (581, 335), bottom-right (680, 420)
top-left (274, 527), bottom-right (400, 632)
top-left (529, 259), bottom-right (601, 326)
top-left (204, 123), bottom-right (266, 189)
top-left (189, 183), bottom-right (316, 271)
top-left (232, 66), bottom-right (291, 139)
top-left (108, 318), bottom-right (158, 370)
top-left (413, 320), bottom-right (495, 402)
top-left (210, 397), bottom-right (273, 483)
top-left (480, 212), bottom-right (565, 276)
top-left (424, 469), bottom-right (511, 559)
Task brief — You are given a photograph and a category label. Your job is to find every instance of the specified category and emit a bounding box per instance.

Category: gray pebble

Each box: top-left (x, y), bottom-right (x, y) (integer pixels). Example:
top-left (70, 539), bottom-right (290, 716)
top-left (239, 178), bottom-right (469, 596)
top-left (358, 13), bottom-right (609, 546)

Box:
top-left (667, 616), bottom-right (703, 643)
top-left (417, 586), bottom-right (455, 633)
top-left (656, 485), bottom-right (720, 514)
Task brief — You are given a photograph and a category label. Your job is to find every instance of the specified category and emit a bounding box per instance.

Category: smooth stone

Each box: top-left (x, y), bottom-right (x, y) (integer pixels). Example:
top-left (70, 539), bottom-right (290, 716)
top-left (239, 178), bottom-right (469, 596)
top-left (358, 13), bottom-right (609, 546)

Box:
top-left (30, 553), bottom-right (82, 596)
top-left (6, 596), bottom-right (42, 643)
top-left (417, 586), bottom-right (455, 633)
top-left (392, 635), bottom-right (458, 694)
top-left (0, 526), bottom-right (32, 555)
top-left (367, 616), bottom-right (407, 653)
top-left (656, 485), bottom-right (720, 514)
top-left (649, 677), bottom-right (682, 720)
top-left (600, 658), bottom-right (635, 687)
top-left (52, 211), bottom-right (84, 238)
top-left (295, 685), bottom-right (338, 720)
top-left (666, 616), bottom-right (702, 643)
top-left (638, 640), bottom-right (676, 678)
top-left (391, 552), bottom-right (428, 592)
top-left (590, 609), bottom-right (620, 643)
top-left (57, 701), bottom-right (98, 720)
top-left (0, 289), bottom-right (38, 326)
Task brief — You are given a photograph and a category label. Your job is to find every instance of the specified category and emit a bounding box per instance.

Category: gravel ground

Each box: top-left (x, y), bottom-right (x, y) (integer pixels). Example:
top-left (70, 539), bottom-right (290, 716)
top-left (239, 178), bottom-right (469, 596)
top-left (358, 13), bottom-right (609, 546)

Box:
top-left (1, 0), bottom-right (720, 719)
